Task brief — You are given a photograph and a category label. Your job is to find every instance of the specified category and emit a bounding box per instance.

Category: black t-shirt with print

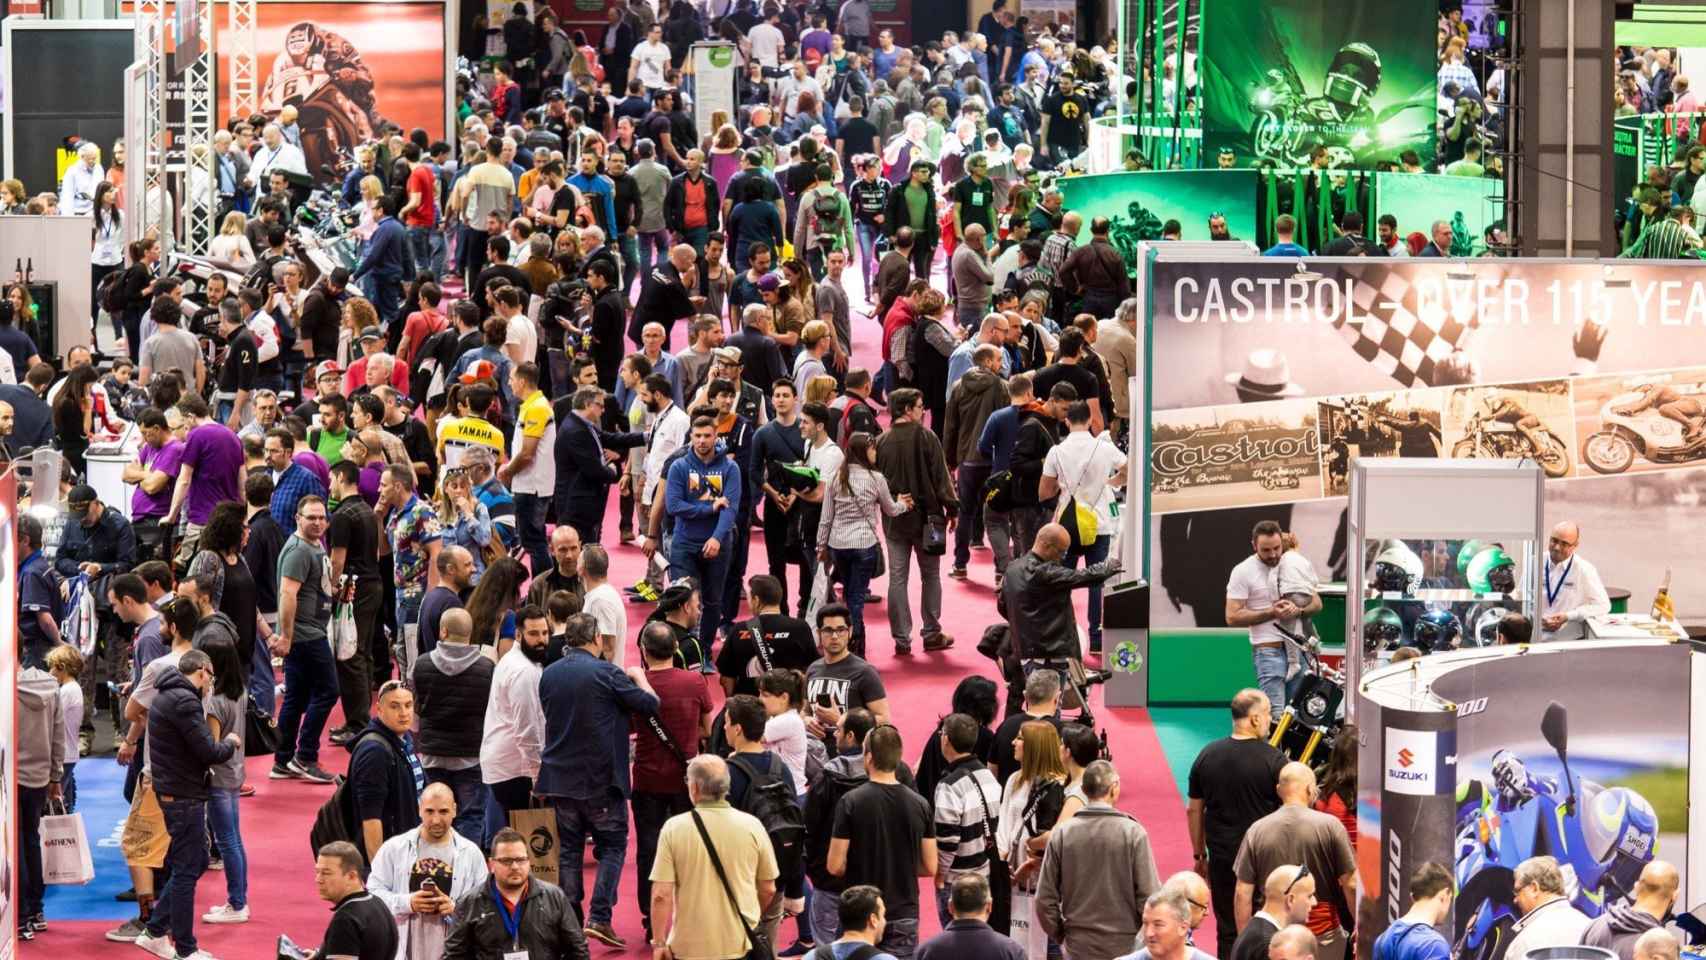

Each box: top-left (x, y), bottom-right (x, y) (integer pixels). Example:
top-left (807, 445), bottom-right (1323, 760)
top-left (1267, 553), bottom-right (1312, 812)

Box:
top-left (716, 612), bottom-right (819, 696)
top-left (1042, 91), bottom-right (1092, 153)
top-left (951, 175), bottom-right (998, 233)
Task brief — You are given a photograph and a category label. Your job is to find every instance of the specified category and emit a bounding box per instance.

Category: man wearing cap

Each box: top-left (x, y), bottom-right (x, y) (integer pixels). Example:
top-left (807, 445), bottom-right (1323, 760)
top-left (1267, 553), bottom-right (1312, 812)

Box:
top-left (699, 344), bottom-right (768, 429)
top-left (58, 482), bottom-right (139, 582)
top-left (630, 244), bottom-right (701, 347)
top-left (293, 360), bottom-right (344, 424)
top-left (345, 332), bottom-right (410, 398)
top-left (648, 579), bottom-right (711, 669)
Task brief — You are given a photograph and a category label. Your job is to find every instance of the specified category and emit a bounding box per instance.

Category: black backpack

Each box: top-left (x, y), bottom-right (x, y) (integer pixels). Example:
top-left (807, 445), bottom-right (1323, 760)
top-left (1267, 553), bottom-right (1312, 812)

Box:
top-left (98, 270), bottom-right (127, 315)
top-left (307, 731), bottom-right (389, 863)
top-left (729, 753), bottom-right (806, 878)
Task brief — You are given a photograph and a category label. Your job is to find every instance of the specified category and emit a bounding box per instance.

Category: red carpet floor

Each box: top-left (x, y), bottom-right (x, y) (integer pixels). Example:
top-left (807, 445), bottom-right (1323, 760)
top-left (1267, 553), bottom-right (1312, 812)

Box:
top-left (31, 259), bottom-right (1205, 959)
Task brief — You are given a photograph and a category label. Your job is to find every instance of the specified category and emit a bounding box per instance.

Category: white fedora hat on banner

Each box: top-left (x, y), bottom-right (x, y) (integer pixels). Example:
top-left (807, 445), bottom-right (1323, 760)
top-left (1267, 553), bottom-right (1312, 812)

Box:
top-left (1225, 348), bottom-right (1306, 398)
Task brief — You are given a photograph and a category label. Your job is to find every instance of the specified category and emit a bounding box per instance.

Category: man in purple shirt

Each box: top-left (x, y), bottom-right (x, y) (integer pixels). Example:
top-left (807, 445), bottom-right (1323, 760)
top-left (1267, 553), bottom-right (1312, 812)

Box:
top-left (122, 408), bottom-right (186, 562)
top-left (164, 395), bottom-right (245, 544)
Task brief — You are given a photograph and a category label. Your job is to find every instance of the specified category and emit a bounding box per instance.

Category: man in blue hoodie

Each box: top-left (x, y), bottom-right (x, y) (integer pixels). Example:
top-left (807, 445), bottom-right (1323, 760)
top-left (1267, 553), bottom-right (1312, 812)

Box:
top-left (352, 194), bottom-right (407, 328)
top-left (1372, 862), bottom-right (1453, 960)
top-left (666, 415), bottom-right (742, 656)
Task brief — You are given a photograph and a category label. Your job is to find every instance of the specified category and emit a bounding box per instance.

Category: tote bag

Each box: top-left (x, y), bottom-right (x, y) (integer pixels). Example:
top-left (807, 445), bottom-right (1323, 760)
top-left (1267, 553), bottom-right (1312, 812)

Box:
top-left (42, 801), bottom-right (94, 884)
top-left (1008, 889), bottom-right (1051, 960)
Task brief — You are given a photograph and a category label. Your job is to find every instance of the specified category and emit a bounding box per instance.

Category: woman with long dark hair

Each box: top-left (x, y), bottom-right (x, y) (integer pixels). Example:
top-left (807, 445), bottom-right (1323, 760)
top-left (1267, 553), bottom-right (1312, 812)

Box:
top-left (52, 365), bottom-right (98, 475)
top-left (119, 237), bottom-right (161, 363)
top-left (814, 430), bottom-right (912, 653)
top-left (466, 556), bottom-right (527, 658)
top-left (91, 181), bottom-right (125, 341)
top-left (198, 629), bottom-right (251, 923)
top-left (188, 500), bottom-right (261, 688)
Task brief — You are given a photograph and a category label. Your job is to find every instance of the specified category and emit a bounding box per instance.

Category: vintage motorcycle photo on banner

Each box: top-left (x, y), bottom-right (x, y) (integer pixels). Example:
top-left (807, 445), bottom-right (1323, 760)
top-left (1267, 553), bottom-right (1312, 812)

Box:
top-left (1443, 381), bottom-right (1575, 478)
top-left (1574, 368), bottom-right (1706, 476)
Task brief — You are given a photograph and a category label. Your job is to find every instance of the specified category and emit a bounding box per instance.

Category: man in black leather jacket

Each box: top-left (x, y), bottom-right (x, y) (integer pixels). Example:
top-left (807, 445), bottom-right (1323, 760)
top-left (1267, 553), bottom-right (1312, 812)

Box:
top-left (1001, 522), bottom-right (1122, 662)
top-left (443, 827), bottom-right (591, 960)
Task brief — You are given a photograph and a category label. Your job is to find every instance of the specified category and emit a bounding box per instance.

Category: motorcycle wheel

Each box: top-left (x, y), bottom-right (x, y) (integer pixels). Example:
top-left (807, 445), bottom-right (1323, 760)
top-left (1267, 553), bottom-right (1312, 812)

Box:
top-left (1451, 437), bottom-right (1482, 460)
top-left (1581, 430), bottom-right (1636, 475)
top-left (1534, 433), bottom-right (1571, 477)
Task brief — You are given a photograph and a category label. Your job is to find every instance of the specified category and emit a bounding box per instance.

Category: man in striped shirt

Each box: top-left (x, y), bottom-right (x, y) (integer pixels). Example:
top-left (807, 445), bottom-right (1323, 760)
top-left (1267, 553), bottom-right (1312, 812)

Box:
top-left (932, 713), bottom-right (1003, 927)
top-left (1621, 204), bottom-right (1703, 259)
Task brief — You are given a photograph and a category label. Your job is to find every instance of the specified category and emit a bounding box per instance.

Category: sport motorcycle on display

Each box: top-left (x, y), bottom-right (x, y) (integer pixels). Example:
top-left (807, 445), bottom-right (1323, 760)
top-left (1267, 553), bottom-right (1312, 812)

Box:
top-left (1453, 702), bottom-right (1659, 960)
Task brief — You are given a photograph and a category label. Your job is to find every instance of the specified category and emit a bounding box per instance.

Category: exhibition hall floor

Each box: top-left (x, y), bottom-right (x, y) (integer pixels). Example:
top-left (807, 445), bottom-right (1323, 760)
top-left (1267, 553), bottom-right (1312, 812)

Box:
top-left (36, 263), bottom-right (1212, 958)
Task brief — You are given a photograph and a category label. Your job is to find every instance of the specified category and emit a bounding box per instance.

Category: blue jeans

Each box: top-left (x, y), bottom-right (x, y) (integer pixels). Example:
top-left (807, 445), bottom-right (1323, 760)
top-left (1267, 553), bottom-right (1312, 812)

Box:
top-left (668, 535), bottom-right (732, 656)
top-left (275, 633), bottom-right (339, 766)
top-left (1064, 534), bottom-right (1112, 651)
top-left (514, 492), bottom-right (550, 578)
top-left (397, 592), bottom-right (423, 678)
top-left (832, 545), bottom-right (879, 646)
top-left (249, 637), bottom-right (276, 715)
top-left (855, 221), bottom-right (884, 288)
top-left (207, 786), bottom-right (248, 909)
top-left (61, 761), bottom-right (76, 813)
top-left (619, 233), bottom-right (641, 298)
top-left (810, 888), bottom-right (841, 944)
top-left (718, 512), bottom-right (755, 637)
top-left (369, 274), bottom-right (404, 329)
top-left (425, 765), bottom-right (487, 843)
top-left (953, 463), bottom-right (991, 568)
top-left (552, 795), bottom-right (629, 926)
top-left (1252, 644), bottom-right (1293, 710)
top-left (146, 796), bottom-right (209, 956)
top-left (406, 227), bottom-right (436, 278)
top-left (873, 360), bottom-right (896, 399)
top-left (638, 229), bottom-right (672, 281)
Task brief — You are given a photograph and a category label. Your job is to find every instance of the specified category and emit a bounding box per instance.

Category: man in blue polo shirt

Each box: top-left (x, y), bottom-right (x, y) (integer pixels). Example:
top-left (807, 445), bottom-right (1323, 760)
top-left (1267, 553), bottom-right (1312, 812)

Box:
top-left (17, 513), bottom-right (61, 669)
top-left (1373, 862), bottom-right (1453, 960)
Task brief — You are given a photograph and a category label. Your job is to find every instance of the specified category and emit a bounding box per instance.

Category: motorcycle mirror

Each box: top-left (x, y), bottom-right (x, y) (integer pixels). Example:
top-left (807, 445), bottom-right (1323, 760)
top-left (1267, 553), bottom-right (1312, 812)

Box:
top-left (1541, 701), bottom-right (1568, 754)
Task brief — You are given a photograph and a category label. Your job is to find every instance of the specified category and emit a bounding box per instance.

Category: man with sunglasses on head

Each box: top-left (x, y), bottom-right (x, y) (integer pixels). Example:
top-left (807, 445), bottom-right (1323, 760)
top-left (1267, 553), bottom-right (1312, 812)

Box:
top-left (1232, 763), bottom-right (1357, 960)
top-left (1230, 865), bottom-right (1317, 960)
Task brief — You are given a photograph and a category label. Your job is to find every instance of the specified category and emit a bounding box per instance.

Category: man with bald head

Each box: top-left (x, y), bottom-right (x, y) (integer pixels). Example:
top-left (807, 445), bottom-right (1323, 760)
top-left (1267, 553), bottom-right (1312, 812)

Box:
top-left (1584, 860), bottom-right (1680, 960)
top-left (1162, 870), bottom-right (1212, 939)
top-left (630, 242), bottom-right (701, 346)
top-left (1001, 521), bottom-right (1123, 664)
top-left (366, 780), bottom-right (490, 960)
top-left (1233, 763), bottom-right (1356, 960)
top-left (1539, 520), bottom-right (1609, 641)
top-left (1232, 866), bottom-right (1316, 960)
top-left (1634, 928), bottom-right (1683, 960)
top-left (650, 753), bottom-right (779, 960)
top-left (412, 579), bottom-right (494, 841)
top-left (1269, 925), bottom-right (1319, 960)
top-left (1187, 689), bottom-right (1285, 960)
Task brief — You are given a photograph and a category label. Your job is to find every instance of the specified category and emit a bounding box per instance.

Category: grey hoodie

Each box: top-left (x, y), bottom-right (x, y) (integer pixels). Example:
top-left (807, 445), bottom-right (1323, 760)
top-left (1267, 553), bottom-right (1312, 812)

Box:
top-left (193, 610), bottom-right (240, 654)
top-left (1582, 901), bottom-right (1665, 960)
top-left (430, 640), bottom-right (486, 676)
top-left (17, 666), bottom-right (65, 789)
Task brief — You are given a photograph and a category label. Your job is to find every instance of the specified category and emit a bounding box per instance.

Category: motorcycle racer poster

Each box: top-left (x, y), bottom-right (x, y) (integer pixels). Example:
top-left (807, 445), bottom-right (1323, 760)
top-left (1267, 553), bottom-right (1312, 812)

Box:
top-left (1317, 390), bottom-right (1444, 496)
top-left (1573, 368), bottom-right (1706, 478)
top-left (1197, 0), bottom-right (1438, 169)
top-left (1442, 380), bottom-right (1576, 479)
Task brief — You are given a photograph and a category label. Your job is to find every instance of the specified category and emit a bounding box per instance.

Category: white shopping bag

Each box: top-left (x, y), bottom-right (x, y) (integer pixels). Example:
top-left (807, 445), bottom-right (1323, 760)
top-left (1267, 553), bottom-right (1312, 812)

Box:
top-left (41, 803), bottom-right (93, 884)
top-left (803, 567), bottom-right (832, 625)
top-left (1009, 889), bottom-right (1050, 960)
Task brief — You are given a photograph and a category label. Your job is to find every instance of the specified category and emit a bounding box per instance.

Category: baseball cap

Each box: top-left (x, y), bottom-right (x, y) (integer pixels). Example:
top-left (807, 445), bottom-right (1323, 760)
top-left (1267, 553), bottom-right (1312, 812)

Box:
top-left (359, 326), bottom-right (383, 344)
top-left (66, 484), bottom-right (98, 514)
top-left (459, 359), bottom-right (499, 384)
top-left (756, 273), bottom-right (781, 292)
top-left (314, 360), bottom-right (343, 380)
top-left (712, 346), bottom-right (744, 366)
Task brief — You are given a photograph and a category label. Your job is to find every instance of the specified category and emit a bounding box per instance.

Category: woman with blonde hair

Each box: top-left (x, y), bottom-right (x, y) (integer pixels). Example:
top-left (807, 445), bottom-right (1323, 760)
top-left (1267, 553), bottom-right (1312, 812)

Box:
top-left (804, 374), bottom-right (837, 408)
top-left (436, 466), bottom-right (497, 580)
top-left (0, 178), bottom-right (26, 213)
top-left (699, 110), bottom-right (733, 153)
top-left (354, 174), bottom-right (385, 244)
top-left (997, 719), bottom-right (1070, 941)
top-left (209, 211), bottom-right (256, 267)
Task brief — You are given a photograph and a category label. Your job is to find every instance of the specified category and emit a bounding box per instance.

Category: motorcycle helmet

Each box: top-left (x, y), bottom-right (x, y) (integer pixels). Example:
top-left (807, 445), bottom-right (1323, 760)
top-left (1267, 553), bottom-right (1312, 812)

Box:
top-left (1581, 785), bottom-right (1659, 898)
top-left (1489, 749), bottom-right (1532, 804)
top-left (1413, 608), bottom-right (1462, 652)
top-left (1469, 607), bottom-right (1515, 647)
top-left (1372, 542), bottom-right (1423, 594)
top-left (1324, 42), bottom-right (1382, 109)
top-left (1467, 547), bottom-right (1517, 594)
top-left (1363, 606), bottom-right (1404, 654)
top-left (1456, 539), bottom-right (1489, 576)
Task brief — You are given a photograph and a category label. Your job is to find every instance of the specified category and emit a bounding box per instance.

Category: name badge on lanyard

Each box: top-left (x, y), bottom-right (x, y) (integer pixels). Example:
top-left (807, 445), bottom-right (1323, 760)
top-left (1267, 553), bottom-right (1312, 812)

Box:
top-left (504, 952), bottom-right (530, 960)
top-left (1546, 558), bottom-right (1573, 608)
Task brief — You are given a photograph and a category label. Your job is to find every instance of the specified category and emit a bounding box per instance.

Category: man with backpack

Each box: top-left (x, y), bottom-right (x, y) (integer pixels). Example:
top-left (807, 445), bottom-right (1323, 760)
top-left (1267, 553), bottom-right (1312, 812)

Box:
top-left (827, 723), bottom-right (935, 958)
top-left (794, 163), bottom-right (855, 281)
top-left (724, 694), bottom-right (804, 948)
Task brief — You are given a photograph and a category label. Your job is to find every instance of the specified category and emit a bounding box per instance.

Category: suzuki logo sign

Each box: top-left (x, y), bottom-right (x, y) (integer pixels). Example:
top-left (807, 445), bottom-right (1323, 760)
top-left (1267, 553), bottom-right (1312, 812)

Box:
top-left (1384, 727), bottom-right (1444, 796)
top-left (1397, 748), bottom-right (1415, 768)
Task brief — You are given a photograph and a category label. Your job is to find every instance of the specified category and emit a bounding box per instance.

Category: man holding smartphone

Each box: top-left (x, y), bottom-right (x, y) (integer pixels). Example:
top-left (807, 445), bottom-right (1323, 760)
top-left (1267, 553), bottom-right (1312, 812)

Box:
top-left (366, 782), bottom-right (490, 960)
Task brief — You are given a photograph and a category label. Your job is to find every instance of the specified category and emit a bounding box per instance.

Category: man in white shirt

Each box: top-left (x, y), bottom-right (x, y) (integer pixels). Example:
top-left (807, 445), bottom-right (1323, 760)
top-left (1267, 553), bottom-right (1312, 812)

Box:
top-left (60, 142), bottom-right (105, 216)
top-left (366, 782), bottom-right (489, 960)
top-left (640, 372), bottom-right (691, 508)
top-left (479, 605), bottom-right (548, 846)
top-left (248, 123), bottom-right (308, 188)
top-left (631, 23), bottom-right (673, 91)
top-left (747, 6), bottom-right (786, 68)
top-left (1038, 400), bottom-right (1127, 656)
top-left (580, 544), bottom-right (629, 666)
top-left (1225, 520), bottom-right (1319, 710)
top-left (493, 286), bottom-right (537, 370)
top-left (1539, 521), bottom-right (1609, 641)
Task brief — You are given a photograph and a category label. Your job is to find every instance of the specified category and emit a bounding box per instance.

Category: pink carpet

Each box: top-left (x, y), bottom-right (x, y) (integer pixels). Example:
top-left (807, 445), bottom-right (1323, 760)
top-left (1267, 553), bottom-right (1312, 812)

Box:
top-left (31, 256), bottom-right (1201, 959)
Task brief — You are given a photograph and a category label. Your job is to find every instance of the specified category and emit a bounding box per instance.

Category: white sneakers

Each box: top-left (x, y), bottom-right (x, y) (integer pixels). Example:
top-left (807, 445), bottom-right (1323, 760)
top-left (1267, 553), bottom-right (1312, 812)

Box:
top-left (133, 932), bottom-right (176, 959)
top-left (200, 903), bottom-right (250, 924)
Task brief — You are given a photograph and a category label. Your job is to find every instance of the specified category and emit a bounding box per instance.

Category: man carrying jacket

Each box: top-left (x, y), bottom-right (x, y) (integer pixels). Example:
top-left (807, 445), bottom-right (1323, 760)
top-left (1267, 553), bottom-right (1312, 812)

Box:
top-left (443, 827), bottom-right (591, 959)
top-left (1036, 760), bottom-right (1160, 960)
top-left (1001, 523), bottom-right (1122, 664)
top-left (885, 162), bottom-right (940, 280)
top-left (368, 782), bottom-right (490, 960)
top-left (412, 608), bottom-right (494, 842)
top-left (943, 344), bottom-right (1006, 582)
top-left (133, 650), bottom-right (242, 960)
top-left (348, 680), bottom-right (425, 865)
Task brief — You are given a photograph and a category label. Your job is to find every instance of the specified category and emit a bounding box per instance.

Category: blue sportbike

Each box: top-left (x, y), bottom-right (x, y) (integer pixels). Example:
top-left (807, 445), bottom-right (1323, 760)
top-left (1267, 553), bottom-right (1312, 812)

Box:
top-left (1453, 702), bottom-right (1659, 960)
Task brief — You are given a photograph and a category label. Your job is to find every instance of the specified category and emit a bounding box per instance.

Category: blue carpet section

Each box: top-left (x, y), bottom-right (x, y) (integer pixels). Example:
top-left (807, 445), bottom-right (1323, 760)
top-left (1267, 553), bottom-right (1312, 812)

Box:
top-left (1148, 707), bottom-right (1226, 797)
top-left (43, 760), bottom-right (134, 921)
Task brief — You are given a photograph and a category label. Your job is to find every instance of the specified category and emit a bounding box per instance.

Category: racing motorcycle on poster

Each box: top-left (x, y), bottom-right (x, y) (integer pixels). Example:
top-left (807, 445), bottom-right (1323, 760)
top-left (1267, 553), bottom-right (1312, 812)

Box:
top-left (1453, 702), bottom-right (1659, 960)
top-left (1580, 384), bottom-right (1706, 475)
top-left (259, 22), bottom-right (386, 186)
top-left (1451, 411), bottom-right (1572, 478)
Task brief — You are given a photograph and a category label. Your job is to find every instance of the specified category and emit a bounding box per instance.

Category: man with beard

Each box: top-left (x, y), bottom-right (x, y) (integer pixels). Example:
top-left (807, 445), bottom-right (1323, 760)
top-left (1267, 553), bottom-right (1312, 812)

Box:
top-left (1225, 521), bottom-right (1319, 710)
top-left (442, 827), bottom-right (591, 957)
top-left (367, 783), bottom-right (490, 960)
top-left (480, 605), bottom-right (551, 845)
top-left (526, 526), bottom-right (586, 609)
top-left (417, 545), bottom-right (475, 659)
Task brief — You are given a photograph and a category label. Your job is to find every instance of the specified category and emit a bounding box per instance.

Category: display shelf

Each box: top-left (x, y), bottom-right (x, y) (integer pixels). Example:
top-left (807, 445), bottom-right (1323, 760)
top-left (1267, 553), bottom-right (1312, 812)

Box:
top-left (1372, 589), bottom-right (1518, 603)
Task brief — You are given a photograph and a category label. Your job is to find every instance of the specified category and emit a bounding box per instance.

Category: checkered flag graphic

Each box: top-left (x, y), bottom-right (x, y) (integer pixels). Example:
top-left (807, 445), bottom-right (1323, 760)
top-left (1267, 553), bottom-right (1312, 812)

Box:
top-left (1324, 263), bottom-right (1501, 388)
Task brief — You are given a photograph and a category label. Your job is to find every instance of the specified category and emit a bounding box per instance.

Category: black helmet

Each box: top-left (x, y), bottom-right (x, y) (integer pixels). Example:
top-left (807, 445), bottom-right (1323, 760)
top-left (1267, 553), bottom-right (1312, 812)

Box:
top-left (1413, 609), bottom-right (1462, 653)
top-left (1324, 42), bottom-right (1382, 108)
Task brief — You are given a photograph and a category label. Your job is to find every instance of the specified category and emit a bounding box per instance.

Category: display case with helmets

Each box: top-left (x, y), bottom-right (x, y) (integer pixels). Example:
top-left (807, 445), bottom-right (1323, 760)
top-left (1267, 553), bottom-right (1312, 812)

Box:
top-left (1345, 457), bottom-right (1545, 721)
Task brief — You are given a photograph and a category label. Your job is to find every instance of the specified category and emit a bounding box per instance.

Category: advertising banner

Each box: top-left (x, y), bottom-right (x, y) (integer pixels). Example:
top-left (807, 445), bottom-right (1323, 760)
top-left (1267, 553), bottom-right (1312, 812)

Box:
top-left (1151, 399), bottom-right (1322, 513)
top-left (209, 2), bottom-right (448, 177)
top-left (1429, 643), bottom-right (1689, 960)
top-left (1199, 0), bottom-right (1438, 169)
top-left (1375, 172), bottom-right (1503, 254)
top-left (1056, 170), bottom-right (1259, 269)
top-left (1357, 702), bottom-right (1458, 957)
top-left (691, 43), bottom-right (738, 143)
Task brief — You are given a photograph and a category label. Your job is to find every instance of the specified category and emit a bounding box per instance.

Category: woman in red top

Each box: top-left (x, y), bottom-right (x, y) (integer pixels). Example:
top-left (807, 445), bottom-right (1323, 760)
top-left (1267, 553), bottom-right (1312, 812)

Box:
top-left (1311, 726), bottom-right (1359, 942)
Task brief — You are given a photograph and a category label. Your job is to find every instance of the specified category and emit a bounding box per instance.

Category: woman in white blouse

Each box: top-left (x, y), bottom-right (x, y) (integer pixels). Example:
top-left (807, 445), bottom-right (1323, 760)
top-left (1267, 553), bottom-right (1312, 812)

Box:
top-left (208, 211), bottom-right (256, 267)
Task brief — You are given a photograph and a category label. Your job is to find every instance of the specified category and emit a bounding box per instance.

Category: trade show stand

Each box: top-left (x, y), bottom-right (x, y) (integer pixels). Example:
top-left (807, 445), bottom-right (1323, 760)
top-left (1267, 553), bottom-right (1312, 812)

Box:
top-left (0, 215), bottom-right (96, 361)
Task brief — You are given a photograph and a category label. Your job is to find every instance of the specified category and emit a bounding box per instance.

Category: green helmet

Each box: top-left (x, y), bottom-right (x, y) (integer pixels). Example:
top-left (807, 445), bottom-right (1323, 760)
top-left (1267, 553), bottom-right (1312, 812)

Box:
top-left (1467, 547), bottom-right (1517, 593)
top-left (1456, 540), bottom-right (1489, 575)
top-left (1363, 606), bottom-right (1404, 654)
